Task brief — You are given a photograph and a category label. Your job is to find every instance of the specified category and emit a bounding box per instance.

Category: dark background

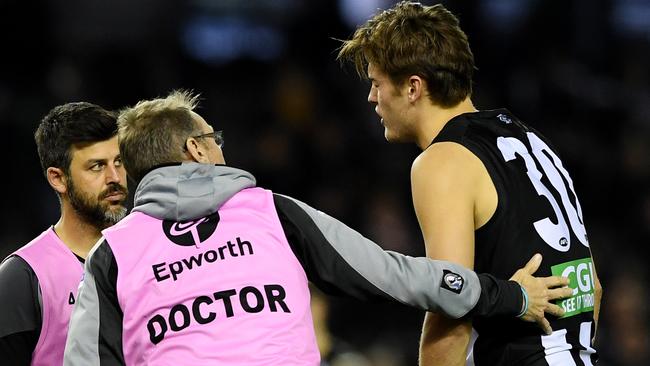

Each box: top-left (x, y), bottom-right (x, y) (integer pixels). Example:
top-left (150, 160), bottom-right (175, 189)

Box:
top-left (1, 0), bottom-right (648, 365)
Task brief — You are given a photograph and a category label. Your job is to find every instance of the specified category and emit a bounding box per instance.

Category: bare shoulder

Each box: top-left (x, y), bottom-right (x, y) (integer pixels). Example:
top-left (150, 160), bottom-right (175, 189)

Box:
top-left (411, 141), bottom-right (484, 184)
top-left (412, 141), bottom-right (497, 230)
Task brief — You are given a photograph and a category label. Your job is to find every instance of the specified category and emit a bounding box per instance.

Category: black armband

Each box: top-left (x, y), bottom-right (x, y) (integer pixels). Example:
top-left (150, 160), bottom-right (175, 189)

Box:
top-left (465, 274), bottom-right (522, 318)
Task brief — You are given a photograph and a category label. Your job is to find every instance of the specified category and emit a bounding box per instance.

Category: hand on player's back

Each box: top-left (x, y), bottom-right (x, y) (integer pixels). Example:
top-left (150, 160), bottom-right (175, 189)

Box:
top-left (509, 253), bottom-right (573, 335)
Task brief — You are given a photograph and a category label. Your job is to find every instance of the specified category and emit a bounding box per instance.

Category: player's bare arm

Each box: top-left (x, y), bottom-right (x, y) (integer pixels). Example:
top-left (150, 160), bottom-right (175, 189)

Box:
top-left (412, 142), bottom-right (571, 366)
top-left (412, 141), bottom-right (486, 366)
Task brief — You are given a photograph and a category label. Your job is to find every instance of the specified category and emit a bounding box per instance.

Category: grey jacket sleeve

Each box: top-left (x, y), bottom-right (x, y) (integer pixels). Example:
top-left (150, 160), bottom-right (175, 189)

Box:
top-left (64, 239), bottom-right (125, 366)
top-left (273, 194), bottom-right (522, 319)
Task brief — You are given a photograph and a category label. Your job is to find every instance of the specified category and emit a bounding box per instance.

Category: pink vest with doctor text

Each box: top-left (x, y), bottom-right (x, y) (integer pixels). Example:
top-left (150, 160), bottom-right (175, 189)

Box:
top-left (13, 228), bottom-right (84, 366)
top-left (103, 187), bottom-right (319, 365)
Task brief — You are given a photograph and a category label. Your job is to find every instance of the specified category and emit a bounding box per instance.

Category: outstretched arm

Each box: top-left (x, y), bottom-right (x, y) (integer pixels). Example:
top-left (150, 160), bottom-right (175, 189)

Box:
top-left (274, 193), bottom-right (486, 318)
top-left (273, 193), bottom-right (567, 321)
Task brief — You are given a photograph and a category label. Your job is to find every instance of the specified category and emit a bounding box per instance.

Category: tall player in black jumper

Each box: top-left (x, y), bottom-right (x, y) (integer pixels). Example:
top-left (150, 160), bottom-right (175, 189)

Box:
top-left (338, 2), bottom-right (602, 365)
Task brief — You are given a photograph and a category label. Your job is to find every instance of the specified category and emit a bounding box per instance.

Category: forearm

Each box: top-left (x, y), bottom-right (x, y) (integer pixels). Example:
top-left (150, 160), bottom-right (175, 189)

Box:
top-left (469, 274), bottom-right (522, 317)
top-left (420, 313), bottom-right (471, 366)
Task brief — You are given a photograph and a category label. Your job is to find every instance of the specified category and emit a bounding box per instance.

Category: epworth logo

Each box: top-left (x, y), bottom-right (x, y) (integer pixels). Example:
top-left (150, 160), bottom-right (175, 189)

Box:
top-left (163, 212), bottom-right (220, 247)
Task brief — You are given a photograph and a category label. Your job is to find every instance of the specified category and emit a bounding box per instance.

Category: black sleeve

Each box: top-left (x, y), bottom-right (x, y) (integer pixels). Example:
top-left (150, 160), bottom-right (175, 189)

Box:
top-left (469, 274), bottom-right (522, 318)
top-left (0, 256), bottom-right (42, 365)
top-left (273, 193), bottom-right (523, 319)
top-left (64, 240), bottom-right (125, 365)
top-left (274, 197), bottom-right (383, 300)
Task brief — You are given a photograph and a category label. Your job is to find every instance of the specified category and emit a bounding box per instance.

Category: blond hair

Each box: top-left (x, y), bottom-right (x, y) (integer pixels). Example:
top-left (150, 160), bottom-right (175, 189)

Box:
top-left (118, 90), bottom-right (202, 182)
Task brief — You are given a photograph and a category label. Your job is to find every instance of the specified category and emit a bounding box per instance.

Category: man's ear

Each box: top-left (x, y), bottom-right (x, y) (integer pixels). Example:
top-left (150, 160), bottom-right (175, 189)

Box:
top-left (407, 75), bottom-right (424, 102)
top-left (185, 137), bottom-right (209, 163)
top-left (47, 167), bottom-right (67, 194)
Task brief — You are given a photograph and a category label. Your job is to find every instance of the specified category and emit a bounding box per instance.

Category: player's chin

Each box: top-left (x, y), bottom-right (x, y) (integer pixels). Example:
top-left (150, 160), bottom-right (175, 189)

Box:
top-left (383, 128), bottom-right (407, 143)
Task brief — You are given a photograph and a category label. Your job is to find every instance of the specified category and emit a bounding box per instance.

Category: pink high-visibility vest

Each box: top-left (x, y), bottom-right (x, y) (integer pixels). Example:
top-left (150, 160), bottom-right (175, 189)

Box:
top-left (14, 228), bottom-right (83, 366)
top-left (103, 187), bottom-right (320, 365)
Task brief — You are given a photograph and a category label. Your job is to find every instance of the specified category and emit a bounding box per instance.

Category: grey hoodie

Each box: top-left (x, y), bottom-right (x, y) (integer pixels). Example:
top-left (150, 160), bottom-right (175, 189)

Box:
top-left (133, 163), bottom-right (256, 221)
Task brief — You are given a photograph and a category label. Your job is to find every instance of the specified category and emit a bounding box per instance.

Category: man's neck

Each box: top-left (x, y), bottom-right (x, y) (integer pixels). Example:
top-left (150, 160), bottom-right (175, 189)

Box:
top-left (414, 98), bottom-right (477, 150)
top-left (53, 206), bottom-right (103, 260)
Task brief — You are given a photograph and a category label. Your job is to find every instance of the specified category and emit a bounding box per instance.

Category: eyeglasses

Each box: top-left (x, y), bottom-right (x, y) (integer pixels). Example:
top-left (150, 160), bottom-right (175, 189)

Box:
top-left (184, 130), bottom-right (224, 151)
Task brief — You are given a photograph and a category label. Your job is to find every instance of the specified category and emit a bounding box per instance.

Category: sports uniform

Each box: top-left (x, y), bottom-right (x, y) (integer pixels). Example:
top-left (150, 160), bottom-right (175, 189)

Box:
top-left (430, 109), bottom-right (598, 365)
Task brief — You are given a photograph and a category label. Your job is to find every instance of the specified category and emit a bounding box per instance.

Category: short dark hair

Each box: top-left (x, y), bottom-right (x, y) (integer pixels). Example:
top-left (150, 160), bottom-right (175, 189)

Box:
top-left (34, 102), bottom-right (118, 177)
top-left (338, 1), bottom-right (475, 107)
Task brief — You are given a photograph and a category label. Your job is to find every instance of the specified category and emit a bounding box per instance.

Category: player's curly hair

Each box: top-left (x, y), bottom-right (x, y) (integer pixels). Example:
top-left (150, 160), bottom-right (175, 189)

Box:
top-left (337, 1), bottom-right (475, 107)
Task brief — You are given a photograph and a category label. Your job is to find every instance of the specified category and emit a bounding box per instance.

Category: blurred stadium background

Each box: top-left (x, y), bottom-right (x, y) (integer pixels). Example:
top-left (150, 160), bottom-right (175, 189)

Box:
top-left (1, 0), bottom-right (648, 365)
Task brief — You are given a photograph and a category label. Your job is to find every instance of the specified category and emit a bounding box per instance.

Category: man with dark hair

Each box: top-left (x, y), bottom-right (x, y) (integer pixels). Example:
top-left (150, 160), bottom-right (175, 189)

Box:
top-left (338, 1), bottom-right (601, 365)
top-left (0, 102), bottom-right (128, 365)
top-left (64, 91), bottom-right (570, 365)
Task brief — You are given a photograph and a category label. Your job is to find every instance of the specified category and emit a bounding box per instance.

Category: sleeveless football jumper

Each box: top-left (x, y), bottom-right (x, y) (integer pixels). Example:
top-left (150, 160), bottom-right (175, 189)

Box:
top-left (431, 110), bottom-right (598, 366)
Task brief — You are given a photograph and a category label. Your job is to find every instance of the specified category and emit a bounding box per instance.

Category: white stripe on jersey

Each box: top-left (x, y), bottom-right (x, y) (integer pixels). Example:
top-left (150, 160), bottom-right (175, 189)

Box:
top-left (541, 329), bottom-right (577, 365)
top-left (579, 322), bottom-right (596, 366)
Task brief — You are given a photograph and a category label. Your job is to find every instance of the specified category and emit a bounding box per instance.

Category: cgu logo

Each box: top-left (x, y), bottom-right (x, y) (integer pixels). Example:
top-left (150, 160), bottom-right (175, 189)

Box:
top-left (561, 261), bottom-right (595, 296)
top-left (551, 258), bottom-right (595, 318)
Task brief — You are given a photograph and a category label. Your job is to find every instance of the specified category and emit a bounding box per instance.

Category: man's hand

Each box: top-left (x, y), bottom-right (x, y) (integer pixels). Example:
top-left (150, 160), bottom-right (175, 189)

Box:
top-left (509, 253), bottom-right (572, 335)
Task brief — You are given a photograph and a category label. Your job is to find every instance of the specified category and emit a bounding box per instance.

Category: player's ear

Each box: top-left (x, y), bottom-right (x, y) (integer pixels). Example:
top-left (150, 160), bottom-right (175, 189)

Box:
top-left (407, 75), bottom-right (423, 102)
top-left (47, 167), bottom-right (68, 194)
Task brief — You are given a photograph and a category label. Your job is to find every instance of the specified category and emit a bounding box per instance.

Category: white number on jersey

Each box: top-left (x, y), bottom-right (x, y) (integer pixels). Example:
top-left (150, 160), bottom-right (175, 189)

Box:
top-left (497, 132), bottom-right (588, 251)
